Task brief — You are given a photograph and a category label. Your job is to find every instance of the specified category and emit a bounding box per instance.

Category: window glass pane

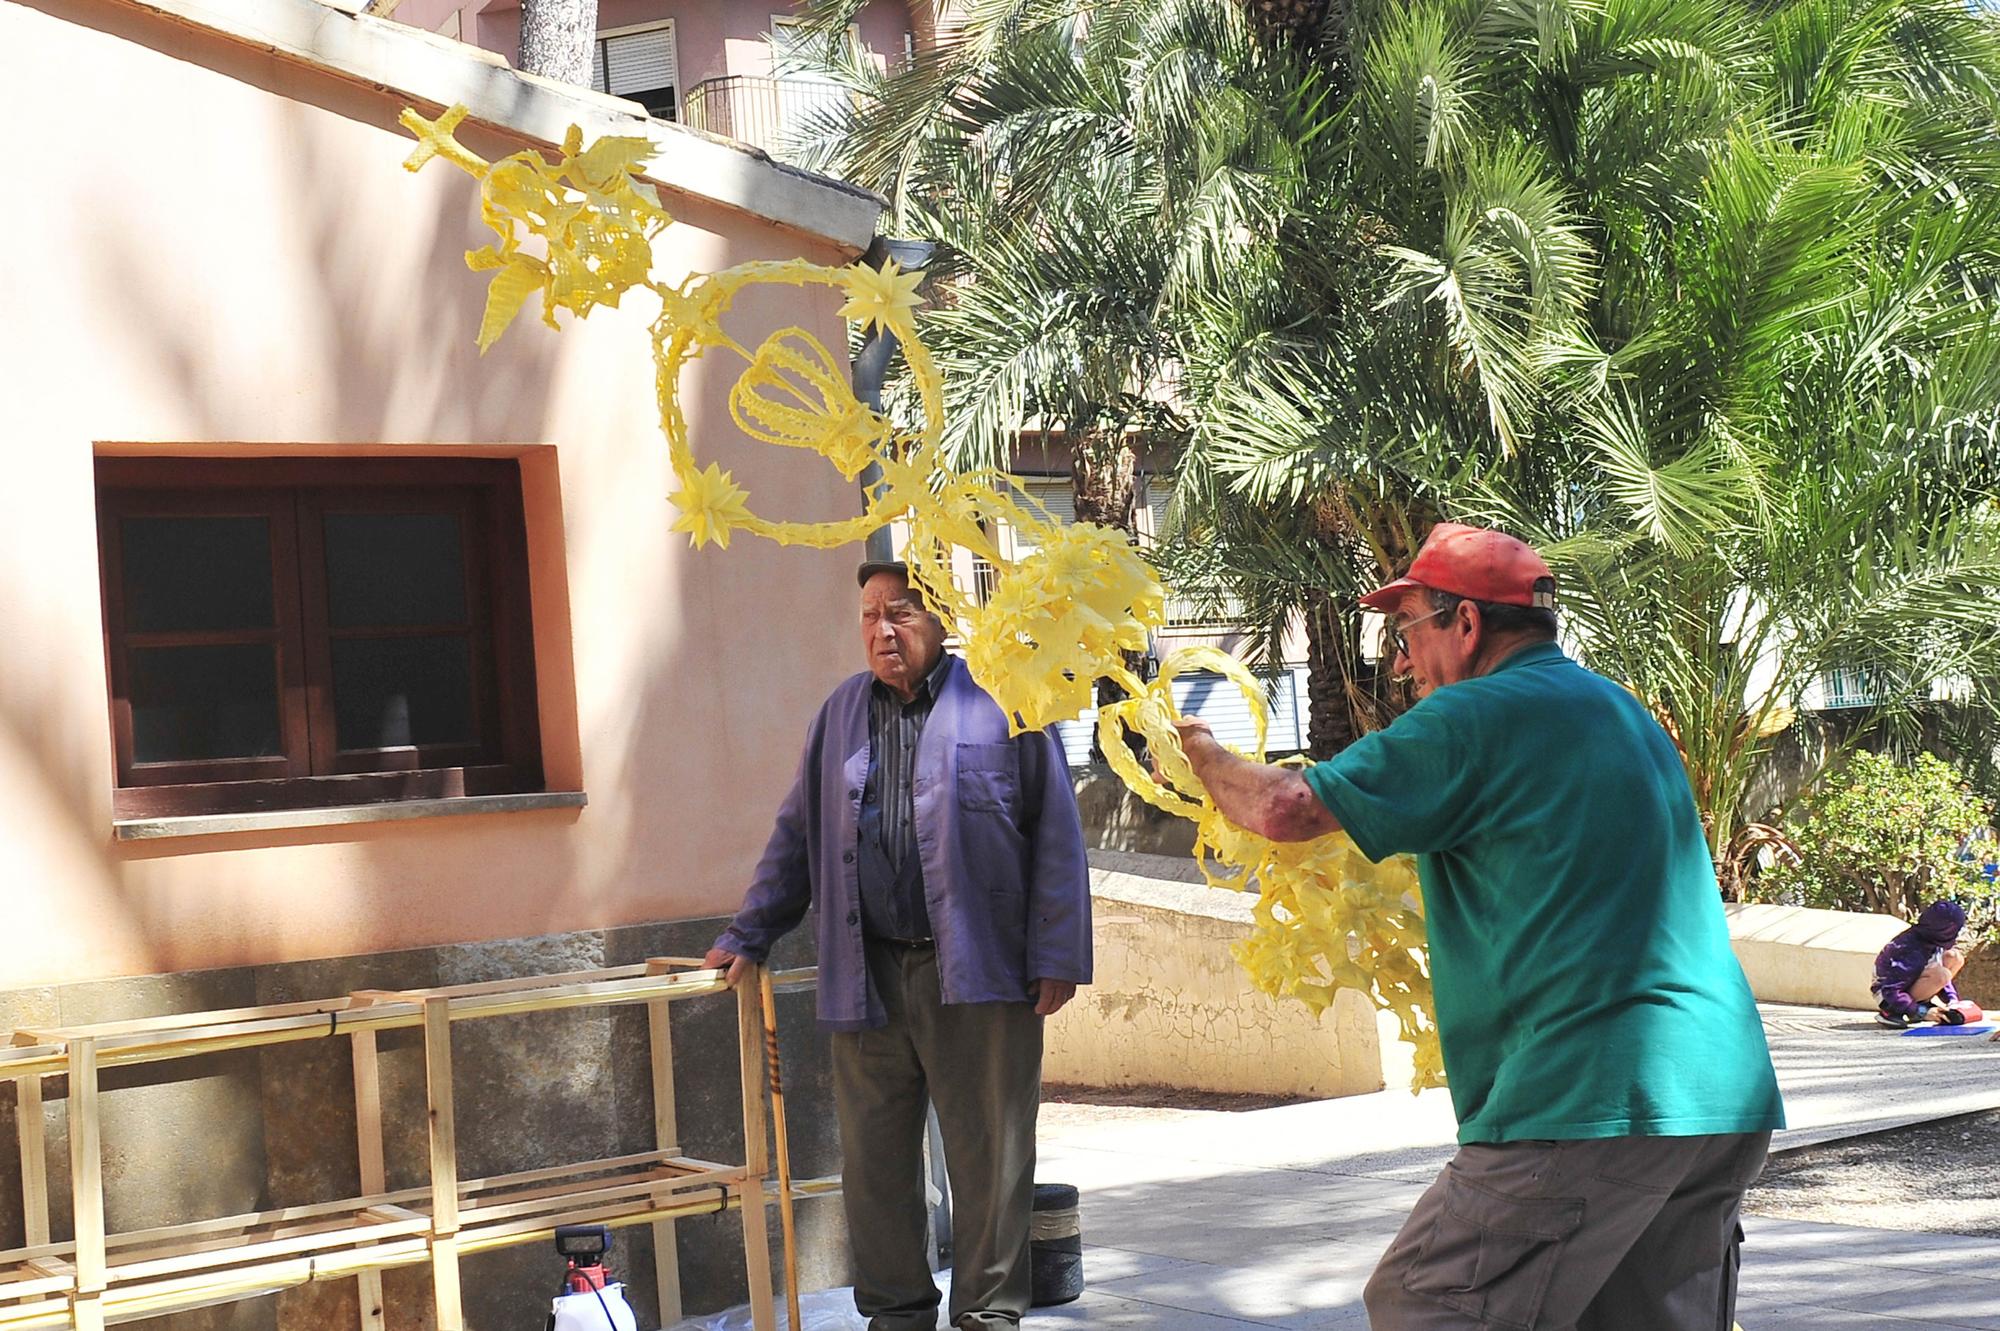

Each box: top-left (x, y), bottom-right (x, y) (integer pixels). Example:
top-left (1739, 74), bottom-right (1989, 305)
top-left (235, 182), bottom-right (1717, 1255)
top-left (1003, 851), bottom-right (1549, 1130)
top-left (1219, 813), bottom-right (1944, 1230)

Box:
top-left (323, 511), bottom-right (467, 628)
top-left (129, 644), bottom-right (282, 763)
top-left (332, 635), bottom-right (474, 750)
top-left (121, 516), bottom-right (274, 632)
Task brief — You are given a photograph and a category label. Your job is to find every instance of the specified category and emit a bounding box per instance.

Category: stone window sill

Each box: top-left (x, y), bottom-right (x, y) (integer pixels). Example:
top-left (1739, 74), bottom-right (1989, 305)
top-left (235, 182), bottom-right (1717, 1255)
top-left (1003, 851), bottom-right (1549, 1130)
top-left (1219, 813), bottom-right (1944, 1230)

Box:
top-left (113, 791), bottom-right (587, 841)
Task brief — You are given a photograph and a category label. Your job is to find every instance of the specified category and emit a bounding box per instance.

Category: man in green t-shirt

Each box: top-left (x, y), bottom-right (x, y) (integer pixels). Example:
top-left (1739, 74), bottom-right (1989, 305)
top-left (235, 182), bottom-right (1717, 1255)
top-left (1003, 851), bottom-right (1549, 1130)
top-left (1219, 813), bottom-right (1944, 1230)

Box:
top-left (1176, 522), bottom-right (1784, 1331)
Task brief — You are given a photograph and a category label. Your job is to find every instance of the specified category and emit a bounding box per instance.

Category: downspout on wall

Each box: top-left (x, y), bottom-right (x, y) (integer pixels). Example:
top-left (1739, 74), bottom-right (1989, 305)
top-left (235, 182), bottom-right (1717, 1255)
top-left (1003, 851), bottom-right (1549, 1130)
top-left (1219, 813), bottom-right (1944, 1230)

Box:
top-left (853, 236), bottom-right (936, 562)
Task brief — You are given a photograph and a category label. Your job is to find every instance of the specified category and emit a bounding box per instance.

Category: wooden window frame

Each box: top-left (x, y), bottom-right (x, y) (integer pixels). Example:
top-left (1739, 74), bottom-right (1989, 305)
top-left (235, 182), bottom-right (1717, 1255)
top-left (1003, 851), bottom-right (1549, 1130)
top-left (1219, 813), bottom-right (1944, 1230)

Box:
top-left (96, 457), bottom-right (544, 821)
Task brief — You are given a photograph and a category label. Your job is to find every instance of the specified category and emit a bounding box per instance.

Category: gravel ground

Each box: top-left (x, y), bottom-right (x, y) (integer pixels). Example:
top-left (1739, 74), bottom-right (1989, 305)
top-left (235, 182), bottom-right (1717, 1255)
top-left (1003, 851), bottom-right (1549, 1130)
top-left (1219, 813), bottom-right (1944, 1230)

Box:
top-left (1745, 1108), bottom-right (2000, 1237)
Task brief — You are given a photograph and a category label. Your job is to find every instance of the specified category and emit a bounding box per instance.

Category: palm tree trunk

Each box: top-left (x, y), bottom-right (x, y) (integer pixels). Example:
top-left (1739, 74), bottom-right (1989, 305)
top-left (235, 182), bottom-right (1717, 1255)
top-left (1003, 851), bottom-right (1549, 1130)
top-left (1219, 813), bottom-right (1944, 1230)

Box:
top-left (518, 0), bottom-right (599, 85)
top-left (1070, 435), bottom-right (1139, 534)
top-left (1296, 487), bottom-right (1427, 758)
top-left (1072, 436), bottom-right (1146, 760)
top-left (1303, 590), bottom-right (1358, 758)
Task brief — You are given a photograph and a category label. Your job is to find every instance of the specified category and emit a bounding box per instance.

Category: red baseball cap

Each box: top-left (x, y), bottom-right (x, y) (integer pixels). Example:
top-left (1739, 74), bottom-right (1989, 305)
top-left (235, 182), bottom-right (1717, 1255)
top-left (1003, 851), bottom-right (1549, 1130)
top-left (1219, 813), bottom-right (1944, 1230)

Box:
top-left (1359, 523), bottom-right (1556, 612)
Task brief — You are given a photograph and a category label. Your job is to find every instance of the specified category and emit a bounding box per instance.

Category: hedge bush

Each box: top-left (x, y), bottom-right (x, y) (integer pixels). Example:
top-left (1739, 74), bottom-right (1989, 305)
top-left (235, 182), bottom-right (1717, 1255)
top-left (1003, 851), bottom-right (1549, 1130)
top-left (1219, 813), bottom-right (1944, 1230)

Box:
top-left (1750, 751), bottom-right (1994, 927)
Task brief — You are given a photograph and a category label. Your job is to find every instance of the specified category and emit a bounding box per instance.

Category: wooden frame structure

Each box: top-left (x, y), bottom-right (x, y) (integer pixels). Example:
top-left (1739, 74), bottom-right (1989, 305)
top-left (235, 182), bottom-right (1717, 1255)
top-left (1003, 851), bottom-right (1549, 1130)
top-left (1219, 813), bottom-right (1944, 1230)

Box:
top-left (0, 959), bottom-right (819, 1331)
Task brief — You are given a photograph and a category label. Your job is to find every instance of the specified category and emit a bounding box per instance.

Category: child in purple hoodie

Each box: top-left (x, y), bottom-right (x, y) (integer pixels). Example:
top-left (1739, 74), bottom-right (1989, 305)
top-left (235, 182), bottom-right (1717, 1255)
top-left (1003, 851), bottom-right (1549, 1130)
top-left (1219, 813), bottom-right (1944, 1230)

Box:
top-left (1873, 900), bottom-right (1977, 1026)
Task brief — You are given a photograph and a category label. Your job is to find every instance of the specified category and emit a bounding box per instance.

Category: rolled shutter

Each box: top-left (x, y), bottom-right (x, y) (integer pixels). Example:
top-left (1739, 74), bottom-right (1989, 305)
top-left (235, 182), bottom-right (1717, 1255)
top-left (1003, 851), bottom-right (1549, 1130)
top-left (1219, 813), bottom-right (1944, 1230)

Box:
top-left (1012, 479), bottom-right (1074, 557)
top-left (594, 25), bottom-right (678, 98)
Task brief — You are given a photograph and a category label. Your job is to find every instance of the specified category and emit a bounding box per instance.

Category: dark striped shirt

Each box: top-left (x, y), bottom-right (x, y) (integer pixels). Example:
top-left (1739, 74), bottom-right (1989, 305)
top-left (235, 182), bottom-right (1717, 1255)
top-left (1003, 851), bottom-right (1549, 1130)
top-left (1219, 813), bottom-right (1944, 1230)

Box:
top-left (865, 655), bottom-right (947, 869)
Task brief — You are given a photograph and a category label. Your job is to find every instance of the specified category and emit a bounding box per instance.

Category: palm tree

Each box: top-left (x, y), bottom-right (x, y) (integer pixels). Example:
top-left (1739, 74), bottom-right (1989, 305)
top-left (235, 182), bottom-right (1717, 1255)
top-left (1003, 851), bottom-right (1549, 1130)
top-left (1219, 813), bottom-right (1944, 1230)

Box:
top-left (794, 0), bottom-right (2000, 839)
top-left (795, 0), bottom-right (1370, 722)
top-left (1384, 0), bottom-right (2000, 862)
top-left (799, 0), bottom-right (1370, 515)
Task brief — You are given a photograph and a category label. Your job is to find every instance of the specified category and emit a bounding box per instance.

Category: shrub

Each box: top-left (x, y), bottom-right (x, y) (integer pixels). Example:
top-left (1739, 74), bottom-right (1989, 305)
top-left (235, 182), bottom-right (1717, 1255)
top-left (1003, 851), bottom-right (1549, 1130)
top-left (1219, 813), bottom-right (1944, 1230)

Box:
top-left (1750, 751), bottom-right (1993, 922)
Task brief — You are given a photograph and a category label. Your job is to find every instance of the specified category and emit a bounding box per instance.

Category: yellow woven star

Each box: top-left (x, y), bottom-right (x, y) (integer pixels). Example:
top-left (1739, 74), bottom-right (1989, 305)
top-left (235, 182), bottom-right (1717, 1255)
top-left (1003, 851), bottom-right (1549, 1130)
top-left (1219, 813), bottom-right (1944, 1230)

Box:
top-left (668, 463), bottom-right (753, 549)
top-left (836, 259), bottom-right (923, 336)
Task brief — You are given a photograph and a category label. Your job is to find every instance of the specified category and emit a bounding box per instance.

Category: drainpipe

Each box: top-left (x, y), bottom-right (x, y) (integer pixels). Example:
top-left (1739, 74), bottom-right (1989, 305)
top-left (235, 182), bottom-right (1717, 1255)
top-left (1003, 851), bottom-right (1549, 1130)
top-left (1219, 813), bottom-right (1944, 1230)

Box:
top-left (853, 237), bottom-right (935, 562)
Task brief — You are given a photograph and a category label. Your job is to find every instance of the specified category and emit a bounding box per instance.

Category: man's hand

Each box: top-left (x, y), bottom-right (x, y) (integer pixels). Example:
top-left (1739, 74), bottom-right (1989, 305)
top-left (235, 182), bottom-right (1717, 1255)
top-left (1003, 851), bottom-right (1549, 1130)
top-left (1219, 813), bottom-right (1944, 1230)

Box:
top-left (1166, 715), bottom-right (1340, 843)
top-left (1152, 717), bottom-right (1218, 790)
top-left (702, 946), bottom-right (754, 988)
top-left (1172, 716), bottom-right (1219, 770)
top-left (1030, 978), bottom-right (1076, 1016)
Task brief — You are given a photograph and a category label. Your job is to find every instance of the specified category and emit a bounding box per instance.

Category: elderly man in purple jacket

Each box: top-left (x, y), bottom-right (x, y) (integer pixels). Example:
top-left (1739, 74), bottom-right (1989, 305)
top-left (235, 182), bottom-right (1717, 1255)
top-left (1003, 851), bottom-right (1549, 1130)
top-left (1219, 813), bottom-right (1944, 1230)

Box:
top-left (705, 560), bottom-right (1092, 1331)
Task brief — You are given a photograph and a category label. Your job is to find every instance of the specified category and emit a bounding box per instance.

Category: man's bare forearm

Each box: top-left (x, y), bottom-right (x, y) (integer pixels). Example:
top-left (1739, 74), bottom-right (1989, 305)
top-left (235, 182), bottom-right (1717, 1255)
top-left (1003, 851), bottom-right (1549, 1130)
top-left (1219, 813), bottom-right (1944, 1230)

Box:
top-left (1175, 720), bottom-right (1340, 842)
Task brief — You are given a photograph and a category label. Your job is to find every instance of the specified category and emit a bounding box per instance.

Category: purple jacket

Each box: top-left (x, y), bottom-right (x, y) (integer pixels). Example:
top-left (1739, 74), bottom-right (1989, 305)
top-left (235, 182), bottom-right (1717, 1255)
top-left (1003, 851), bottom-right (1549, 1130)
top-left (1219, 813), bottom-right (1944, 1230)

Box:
top-left (713, 654), bottom-right (1092, 1030)
top-left (1872, 900), bottom-right (1965, 1017)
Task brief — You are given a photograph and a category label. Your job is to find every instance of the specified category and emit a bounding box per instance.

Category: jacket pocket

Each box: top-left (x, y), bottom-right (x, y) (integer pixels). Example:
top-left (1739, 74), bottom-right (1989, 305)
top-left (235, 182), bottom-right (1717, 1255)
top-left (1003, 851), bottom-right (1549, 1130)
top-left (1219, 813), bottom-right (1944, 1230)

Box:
top-left (1404, 1170), bottom-right (1583, 1331)
top-left (955, 742), bottom-right (1020, 814)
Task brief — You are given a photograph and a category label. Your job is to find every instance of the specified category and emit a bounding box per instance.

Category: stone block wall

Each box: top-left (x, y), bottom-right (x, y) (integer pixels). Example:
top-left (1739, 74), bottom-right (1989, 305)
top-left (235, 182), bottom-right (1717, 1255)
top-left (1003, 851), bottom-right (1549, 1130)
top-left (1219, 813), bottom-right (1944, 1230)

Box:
top-left (0, 918), bottom-right (847, 1331)
top-left (1724, 902), bottom-right (1906, 1009)
top-left (1045, 853), bottom-right (1396, 1099)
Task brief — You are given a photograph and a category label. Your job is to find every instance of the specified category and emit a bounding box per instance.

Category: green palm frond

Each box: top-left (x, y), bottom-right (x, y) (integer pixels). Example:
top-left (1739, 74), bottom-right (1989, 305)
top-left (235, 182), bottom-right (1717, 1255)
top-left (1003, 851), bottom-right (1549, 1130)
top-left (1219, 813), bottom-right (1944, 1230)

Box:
top-left (1356, 1), bottom-right (1481, 176)
top-left (1377, 137), bottom-right (1597, 450)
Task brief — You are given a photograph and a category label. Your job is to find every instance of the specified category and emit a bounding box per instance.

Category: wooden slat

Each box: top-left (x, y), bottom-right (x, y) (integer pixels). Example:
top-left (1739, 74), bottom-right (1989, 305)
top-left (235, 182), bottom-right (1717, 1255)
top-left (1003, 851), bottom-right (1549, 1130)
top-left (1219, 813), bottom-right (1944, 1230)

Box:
top-left (461, 1149), bottom-right (707, 1197)
top-left (646, 957), bottom-right (685, 1327)
top-left (455, 1187), bottom-right (733, 1254)
top-left (759, 965), bottom-right (801, 1331)
top-left (455, 1163), bottom-right (735, 1222)
top-left (0, 1193), bottom-right (418, 1267)
top-left (66, 1039), bottom-right (105, 1331)
top-left (422, 999), bottom-right (462, 1331)
top-left (0, 1145), bottom-right (734, 1273)
top-left (0, 1297), bottom-right (67, 1330)
top-left (350, 1021), bottom-right (388, 1331)
top-left (458, 1172), bottom-right (708, 1229)
top-left (0, 968), bottom-right (813, 1081)
top-left (14, 1078), bottom-right (47, 1249)
top-left (353, 964), bottom-right (652, 1004)
top-left (736, 977), bottom-right (776, 1331)
top-left (110, 1215), bottom-right (429, 1283)
top-left (0, 1274), bottom-right (70, 1301)
top-left (22, 996), bottom-right (349, 1043)
top-left (446, 972), bottom-right (728, 1023)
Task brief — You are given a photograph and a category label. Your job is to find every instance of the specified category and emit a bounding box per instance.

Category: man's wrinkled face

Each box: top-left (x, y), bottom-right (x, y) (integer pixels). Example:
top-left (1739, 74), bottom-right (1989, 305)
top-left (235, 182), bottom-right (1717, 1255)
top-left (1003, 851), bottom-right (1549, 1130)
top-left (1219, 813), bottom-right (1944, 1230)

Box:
top-left (861, 573), bottom-right (945, 700)
top-left (1390, 587), bottom-right (1476, 700)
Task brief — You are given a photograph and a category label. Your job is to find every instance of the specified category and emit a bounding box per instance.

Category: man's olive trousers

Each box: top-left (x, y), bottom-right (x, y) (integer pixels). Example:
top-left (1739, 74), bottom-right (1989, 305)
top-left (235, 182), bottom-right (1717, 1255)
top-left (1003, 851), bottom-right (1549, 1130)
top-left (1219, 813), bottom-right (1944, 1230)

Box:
top-left (830, 939), bottom-right (1043, 1331)
top-left (1365, 1130), bottom-right (1772, 1330)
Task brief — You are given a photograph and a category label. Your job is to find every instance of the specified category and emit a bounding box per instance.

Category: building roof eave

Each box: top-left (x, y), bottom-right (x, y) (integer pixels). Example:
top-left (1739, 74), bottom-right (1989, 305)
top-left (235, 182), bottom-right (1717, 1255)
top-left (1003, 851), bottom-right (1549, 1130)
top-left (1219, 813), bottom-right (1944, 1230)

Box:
top-left (104, 0), bottom-right (887, 255)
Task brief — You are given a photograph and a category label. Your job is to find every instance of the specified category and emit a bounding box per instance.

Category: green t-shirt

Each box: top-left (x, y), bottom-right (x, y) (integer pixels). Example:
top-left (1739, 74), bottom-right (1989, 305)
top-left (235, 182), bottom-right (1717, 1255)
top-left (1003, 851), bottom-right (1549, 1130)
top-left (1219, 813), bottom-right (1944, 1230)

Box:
top-left (1305, 642), bottom-right (1784, 1144)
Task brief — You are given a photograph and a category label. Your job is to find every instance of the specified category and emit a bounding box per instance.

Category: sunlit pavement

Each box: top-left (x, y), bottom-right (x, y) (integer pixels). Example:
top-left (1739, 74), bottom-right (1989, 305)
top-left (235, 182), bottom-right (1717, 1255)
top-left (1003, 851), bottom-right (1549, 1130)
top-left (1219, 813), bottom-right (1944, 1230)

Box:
top-left (1028, 1004), bottom-right (2000, 1329)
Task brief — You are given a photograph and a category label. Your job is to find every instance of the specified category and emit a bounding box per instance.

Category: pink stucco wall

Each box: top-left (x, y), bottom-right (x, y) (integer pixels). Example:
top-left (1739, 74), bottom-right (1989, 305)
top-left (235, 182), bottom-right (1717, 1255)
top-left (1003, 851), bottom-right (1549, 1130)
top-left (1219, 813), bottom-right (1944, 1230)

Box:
top-left (0, 0), bottom-right (876, 988)
top-left (393, 0), bottom-right (915, 85)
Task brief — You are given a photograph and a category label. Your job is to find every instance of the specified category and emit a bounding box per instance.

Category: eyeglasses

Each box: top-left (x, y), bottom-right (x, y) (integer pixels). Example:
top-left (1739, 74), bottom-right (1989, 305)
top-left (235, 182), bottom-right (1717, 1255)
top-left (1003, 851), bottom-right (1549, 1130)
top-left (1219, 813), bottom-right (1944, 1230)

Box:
top-left (1388, 606), bottom-right (1450, 658)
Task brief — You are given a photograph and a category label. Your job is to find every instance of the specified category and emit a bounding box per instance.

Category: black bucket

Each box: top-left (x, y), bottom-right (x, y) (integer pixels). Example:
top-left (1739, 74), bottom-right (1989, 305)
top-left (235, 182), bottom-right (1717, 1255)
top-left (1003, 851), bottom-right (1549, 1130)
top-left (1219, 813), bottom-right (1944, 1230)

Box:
top-left (1029, 1182), bottom-right (1083, 1306)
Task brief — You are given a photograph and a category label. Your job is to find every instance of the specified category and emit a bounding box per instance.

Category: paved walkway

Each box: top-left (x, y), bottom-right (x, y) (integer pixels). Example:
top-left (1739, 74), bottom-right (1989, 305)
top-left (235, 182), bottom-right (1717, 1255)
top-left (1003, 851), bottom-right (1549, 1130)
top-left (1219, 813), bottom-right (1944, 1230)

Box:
top-left (1029, 1004), bottom-right (2000, 1330)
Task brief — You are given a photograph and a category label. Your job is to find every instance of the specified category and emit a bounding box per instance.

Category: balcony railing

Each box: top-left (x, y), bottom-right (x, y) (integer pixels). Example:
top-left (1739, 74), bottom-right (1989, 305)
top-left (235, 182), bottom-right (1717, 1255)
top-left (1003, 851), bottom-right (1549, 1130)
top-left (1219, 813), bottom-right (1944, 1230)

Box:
top-left (1818, 665), bottom-right (1898, 710)
top-left (684, 75), bottom-right (850, 161)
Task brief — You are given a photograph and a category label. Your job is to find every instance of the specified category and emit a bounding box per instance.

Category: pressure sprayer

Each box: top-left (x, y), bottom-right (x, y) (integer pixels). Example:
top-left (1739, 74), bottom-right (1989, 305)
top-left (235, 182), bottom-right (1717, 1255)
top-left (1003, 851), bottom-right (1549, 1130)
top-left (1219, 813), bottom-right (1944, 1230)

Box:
top-left (546, 1224), bottom-right (638, 1331)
